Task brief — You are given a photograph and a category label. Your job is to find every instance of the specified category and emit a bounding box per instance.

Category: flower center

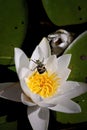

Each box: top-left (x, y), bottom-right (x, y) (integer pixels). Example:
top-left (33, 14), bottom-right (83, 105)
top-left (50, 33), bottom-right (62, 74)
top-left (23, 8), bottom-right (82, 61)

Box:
top-left (25, 71), bottom-right (60, 98)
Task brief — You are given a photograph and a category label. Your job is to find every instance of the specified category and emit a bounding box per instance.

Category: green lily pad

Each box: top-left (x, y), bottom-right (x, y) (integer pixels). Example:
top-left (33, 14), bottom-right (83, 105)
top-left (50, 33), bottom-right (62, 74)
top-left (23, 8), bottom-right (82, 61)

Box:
top-left (54, 31), bottom-right (87, 124)
top-left (0, 116), bottom-right (17, 130)
top-left (42, 0), bottom-right (87, 26)
top-left (65, 31), bottom-right (87, 82)
top-left (0, 0), bottom-right (28, 65)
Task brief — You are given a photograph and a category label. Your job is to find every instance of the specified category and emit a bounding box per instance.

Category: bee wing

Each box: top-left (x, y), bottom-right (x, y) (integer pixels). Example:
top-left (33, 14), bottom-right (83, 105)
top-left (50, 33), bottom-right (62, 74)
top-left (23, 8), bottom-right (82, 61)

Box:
top-left (0, 82), bottom-right (22, 102)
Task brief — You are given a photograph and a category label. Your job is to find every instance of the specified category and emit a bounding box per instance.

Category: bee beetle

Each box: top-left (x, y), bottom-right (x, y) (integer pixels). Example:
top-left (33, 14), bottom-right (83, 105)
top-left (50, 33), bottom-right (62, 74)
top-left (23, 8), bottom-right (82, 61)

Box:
top-left (30, 59), bottom-right (47, 74)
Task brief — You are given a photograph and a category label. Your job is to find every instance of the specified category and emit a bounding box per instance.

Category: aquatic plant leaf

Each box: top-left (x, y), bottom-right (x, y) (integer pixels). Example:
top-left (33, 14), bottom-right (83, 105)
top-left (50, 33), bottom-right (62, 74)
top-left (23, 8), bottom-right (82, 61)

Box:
top-left (42, 0), bottom-right (87, 26)
top-left (0, 0), bottom-right (28, 65)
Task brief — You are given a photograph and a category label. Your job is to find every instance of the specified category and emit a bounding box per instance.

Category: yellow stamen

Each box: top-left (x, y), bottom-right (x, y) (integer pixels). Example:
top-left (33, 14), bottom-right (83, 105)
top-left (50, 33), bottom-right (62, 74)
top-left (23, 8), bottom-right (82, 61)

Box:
top-left (25, 71), bottom-right (60, 98)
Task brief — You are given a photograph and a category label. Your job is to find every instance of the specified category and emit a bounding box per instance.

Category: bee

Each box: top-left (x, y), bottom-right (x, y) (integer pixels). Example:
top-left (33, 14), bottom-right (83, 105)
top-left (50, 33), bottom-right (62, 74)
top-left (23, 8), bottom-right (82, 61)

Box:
top-left (30, 59), bottom-right (47, 74)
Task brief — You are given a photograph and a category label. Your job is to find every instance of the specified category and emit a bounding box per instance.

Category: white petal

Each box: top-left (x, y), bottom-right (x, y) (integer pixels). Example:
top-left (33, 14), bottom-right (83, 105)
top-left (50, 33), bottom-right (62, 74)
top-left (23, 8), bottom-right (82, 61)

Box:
top-left (57, 54), bottom-right (71, 71)
top-left (45, 55), bottom-right (58, 72)
top-left (45, 55), bottom-right (71, 82)
top-left (14, 48), bottom-right (29, 77)
top-left (29, 46), bottom-right (40, 70)
top-left (29, 38), bottom-right (47, 69)
top-left (21, 93), bottom-right (36, 106)
top-left (29, 37), bottom-right (51, 70)
top-left (0, 82), bottom-right (21, 102)
top-left (39, 37), bottom-right (51, 59)
top-left (20, 79), bottom-right (32, 98)
top-left (58, 68), bottom-right (71, 83)
top-left (20, 79), bottom-right (43, 104)
top-left (49, 97), bottom-right (81, 113)
top-left (45, 81), bottom-right (87, 105)
top-left (19, 67), bottom-right (31, 79)
top-left (38, 100), bottom-right (55, 108)
top-left (27, 106), bottom-right (49, 130)
top-left (59, 81), bottom-right (87, 99)
top-left (30, 93), bottom-right (43, 104)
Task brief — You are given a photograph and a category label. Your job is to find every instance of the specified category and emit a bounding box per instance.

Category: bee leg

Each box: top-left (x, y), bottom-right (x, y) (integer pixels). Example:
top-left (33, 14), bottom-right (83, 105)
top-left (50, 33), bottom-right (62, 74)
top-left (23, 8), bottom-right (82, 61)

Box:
top-left (31, 66), bottom-right (37, 71)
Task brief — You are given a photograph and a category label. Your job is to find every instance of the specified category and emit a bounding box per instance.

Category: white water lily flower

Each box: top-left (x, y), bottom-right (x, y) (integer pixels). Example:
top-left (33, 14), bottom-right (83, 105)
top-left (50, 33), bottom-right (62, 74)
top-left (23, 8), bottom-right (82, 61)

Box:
top-left (0, 37), bottom-right (87, 130)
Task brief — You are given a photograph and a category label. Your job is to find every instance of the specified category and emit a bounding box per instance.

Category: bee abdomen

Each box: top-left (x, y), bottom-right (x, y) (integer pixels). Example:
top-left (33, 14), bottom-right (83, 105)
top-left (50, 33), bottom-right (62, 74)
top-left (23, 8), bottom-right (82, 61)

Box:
top-left (37, 66), bottom-right (46, 74)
